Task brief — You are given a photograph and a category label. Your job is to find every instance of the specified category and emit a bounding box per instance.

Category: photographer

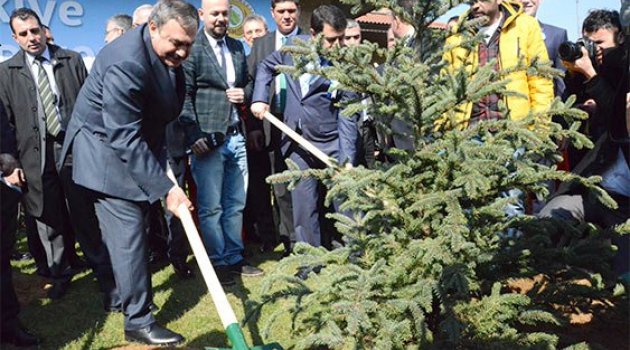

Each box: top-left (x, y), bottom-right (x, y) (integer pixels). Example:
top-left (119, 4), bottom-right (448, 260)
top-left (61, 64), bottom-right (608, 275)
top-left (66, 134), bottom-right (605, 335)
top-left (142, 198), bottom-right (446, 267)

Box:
top-left (539, 9), bottom-right (629, 284)
top-left (563, 10), bottom-right (626, 166)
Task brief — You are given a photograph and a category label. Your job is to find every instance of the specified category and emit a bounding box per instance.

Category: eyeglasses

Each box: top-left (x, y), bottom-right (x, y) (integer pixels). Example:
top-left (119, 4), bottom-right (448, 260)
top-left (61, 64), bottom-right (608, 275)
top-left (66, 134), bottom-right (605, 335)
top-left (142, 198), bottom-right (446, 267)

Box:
top-left (104, 27), bottom-right (123, 36)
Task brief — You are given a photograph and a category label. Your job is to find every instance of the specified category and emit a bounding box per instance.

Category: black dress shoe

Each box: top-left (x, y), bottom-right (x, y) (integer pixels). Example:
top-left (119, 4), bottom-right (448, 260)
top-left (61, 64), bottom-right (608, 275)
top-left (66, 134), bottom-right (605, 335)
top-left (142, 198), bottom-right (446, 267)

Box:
top-left (124, 323), bottom-right (184, 346)
top-left (171, 260), bottom-right (194, 279)
top-left (1, 323), bottom-right (40, 347)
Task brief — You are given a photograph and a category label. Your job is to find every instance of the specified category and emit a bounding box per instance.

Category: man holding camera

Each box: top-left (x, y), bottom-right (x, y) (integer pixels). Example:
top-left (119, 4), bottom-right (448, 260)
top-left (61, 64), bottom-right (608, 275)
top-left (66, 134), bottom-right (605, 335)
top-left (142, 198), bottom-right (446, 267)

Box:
top-left (540, 9), bottom-right (629, 284)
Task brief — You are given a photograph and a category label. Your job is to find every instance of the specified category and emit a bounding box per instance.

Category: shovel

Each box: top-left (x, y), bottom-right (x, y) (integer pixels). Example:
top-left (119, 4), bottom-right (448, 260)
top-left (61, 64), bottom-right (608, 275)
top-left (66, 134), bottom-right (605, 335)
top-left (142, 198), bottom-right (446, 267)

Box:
top-left (167, 171), bottom-right (283, 350)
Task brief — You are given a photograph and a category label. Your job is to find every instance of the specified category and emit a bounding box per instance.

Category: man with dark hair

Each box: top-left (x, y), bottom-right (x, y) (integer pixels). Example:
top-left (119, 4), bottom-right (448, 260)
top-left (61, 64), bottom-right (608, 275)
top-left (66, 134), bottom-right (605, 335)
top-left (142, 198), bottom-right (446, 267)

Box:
top-left (0, 7), bottom-right (91, 300)
top-left (251, 4), bottom-right (358, 247)
top-left (564, 9), bottom-right (625, 165)
top-left (105, 14), bottom-right (133, 44)
top-left (246, 0), bottom-right (302, 254)
top-left (179, 0), bottom-right (261, 287)
top-left (61, 0), bottom-right (197, 345)
top-left (540, 8), bottom-right (629, 285)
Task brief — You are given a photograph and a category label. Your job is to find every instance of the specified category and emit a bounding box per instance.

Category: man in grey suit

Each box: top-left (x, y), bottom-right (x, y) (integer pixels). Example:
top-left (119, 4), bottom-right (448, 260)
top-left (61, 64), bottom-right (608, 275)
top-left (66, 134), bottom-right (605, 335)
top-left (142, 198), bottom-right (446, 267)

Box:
top-left (61, 0), bottom-right (196, 345)
top-left (247, 0), bottom-right (302, 254)
top-left (518, 0), bottom-right (569, 97)
top-left (251, 5), bottom-right (359, 247)
top-left (180, 0), bottom-right (262, 288)
top-left (0, 8), bottom-right (90, 300)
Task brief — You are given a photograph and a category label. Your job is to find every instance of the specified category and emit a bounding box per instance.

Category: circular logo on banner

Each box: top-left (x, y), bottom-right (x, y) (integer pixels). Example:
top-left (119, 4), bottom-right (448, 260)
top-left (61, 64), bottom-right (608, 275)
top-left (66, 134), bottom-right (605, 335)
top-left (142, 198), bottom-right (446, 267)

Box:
top-left (228, 0), bottom-right (254, 39)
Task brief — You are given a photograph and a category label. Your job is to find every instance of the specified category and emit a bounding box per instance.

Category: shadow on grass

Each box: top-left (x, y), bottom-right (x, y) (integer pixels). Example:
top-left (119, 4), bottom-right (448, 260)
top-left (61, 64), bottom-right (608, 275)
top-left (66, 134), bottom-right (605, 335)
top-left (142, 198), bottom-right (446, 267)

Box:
top-left (10, 267), bottom-right (111, 350)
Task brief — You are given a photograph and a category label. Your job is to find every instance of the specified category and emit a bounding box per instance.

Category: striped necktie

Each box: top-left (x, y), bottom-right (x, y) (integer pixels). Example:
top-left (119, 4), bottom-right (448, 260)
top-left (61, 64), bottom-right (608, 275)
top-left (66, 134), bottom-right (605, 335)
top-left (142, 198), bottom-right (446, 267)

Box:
top-left (278, 36), bottom-right (287, 111)
top-left (34, 56), bottom-right (61, 137)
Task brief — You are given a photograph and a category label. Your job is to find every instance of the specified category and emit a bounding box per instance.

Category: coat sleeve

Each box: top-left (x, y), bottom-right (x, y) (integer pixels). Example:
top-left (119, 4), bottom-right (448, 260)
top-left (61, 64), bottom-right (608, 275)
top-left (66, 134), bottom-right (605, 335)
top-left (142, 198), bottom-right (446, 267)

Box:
top-left (179, 49), bottom-right (204, 146)
top-left (101, 61), bottom-right (173, 203)
top-left (252, 50), bottom-right (282, 104)
top-left (526, 19), bottom-right (554, 118)
top-left (338, 91), bottom-right (359, 166)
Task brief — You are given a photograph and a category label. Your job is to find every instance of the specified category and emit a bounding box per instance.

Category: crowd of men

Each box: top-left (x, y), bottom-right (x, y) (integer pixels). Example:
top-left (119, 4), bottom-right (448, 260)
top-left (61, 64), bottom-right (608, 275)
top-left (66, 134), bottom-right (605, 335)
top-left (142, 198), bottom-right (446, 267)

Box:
top-left (0, 0), bottom-right (628, 347)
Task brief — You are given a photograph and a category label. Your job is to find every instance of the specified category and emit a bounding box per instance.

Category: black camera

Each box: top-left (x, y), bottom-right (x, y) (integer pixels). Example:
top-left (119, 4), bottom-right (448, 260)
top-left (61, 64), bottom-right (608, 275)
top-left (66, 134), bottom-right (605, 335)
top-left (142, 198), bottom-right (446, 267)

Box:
top-left (558, 37), bottom-right (597, 62)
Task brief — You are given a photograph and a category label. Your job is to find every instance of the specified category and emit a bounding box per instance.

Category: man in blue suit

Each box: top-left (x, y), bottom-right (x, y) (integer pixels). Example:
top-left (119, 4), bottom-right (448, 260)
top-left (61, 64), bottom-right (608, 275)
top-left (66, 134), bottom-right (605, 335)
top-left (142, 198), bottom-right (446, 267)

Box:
top-left (60, 0), bottom-right (197, 346)
top-left (519, 0), bottom-right (569, 97)
top-left (251, 5), bottom-right (358, 247)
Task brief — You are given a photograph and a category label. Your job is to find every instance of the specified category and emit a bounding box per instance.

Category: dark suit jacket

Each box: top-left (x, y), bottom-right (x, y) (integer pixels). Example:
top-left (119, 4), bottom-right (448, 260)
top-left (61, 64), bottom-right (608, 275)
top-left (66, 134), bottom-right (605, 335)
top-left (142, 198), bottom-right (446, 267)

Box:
top-left (61, 25), bottom-right (184, 204)
top-left (179, 31), bottom-right (252, 147)
top-left (247, 29), bottom-right (302, 149)
top-left (0, 45), bottom-right (87, 216)
top-left (540, 22), bottom-right (568, 97)
top-left (252, 35), bottom-right (358, 165)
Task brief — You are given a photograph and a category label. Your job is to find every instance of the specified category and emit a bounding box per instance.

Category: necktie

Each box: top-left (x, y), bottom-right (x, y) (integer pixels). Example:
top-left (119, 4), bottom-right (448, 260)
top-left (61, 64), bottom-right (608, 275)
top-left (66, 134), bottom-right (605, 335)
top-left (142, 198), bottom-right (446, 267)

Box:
top-left (217, 40), bottom-right (227, 78)
top-left (34, 57), bottom-right (61, 137)
top-left (278, 36), bottom-right (287, 111)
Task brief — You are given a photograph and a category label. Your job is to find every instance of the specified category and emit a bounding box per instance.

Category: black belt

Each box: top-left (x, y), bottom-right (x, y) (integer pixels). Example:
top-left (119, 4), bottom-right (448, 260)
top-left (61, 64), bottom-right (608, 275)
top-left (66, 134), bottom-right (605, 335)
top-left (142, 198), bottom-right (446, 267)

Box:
top-left (226, 123), bottom-right (243, 135)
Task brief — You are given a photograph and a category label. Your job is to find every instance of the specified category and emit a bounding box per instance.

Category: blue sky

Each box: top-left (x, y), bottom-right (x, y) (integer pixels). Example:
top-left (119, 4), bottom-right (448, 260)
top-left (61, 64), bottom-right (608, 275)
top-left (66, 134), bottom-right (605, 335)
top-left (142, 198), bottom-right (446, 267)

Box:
top-left (440, 0), bottom-right (623, 40)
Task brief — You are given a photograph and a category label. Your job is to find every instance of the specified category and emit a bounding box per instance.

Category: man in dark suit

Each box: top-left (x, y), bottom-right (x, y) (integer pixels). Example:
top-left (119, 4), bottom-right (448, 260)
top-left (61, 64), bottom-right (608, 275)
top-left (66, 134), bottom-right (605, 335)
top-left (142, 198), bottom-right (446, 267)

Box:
top-left (0, 101), bottom-right (40, 347)
top-left (247, 0), bottom-right (302, 253)
top-left (251, 5), bottom-right (358, 247)
top-left (180, 0), bottom-right (262, 287)
top-left (518, 0), bottom-right (568, 97)
top-left (61, 0), bottom-right (197, 345)
top-left (0, 8), bottom-right (91, 300)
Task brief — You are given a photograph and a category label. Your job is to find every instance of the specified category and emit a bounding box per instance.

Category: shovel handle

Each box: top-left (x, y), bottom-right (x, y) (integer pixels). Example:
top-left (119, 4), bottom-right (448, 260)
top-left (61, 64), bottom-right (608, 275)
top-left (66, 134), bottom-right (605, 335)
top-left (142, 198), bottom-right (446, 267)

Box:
top-left (263, 112), bottom-right (335, 168)
top-left (167, 169), bottom-right (238, 329)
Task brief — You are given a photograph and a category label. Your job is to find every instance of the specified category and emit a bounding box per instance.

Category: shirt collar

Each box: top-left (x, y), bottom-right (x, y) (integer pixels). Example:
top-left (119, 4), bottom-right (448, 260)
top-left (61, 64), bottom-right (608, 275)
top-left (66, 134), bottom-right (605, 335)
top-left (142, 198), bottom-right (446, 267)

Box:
top-left (276, 27), bottom-right (299, 42)
top-left (25, 45), bottom-right (51, 66)
top-left (204, 30), bottom-right (226, 49)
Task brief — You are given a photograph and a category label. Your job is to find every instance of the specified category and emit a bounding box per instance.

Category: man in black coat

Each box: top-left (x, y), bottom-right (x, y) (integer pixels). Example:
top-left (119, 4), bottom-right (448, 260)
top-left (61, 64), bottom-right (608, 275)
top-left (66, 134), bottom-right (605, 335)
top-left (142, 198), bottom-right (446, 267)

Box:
top-left (0, 8), bottom-right (96, 300)
top-left (61, 0), bottom-right (196, 345)
top-left (247, 0), bottom-right (302, 254)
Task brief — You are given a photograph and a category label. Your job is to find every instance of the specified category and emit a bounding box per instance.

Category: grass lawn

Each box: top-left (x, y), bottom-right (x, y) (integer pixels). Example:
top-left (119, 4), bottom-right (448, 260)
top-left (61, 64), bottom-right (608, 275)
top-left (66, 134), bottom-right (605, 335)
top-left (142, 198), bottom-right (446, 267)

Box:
top-left (7, 237), bottom-right (288, 350)
top-left (6, 236), bottom-right (629, 350)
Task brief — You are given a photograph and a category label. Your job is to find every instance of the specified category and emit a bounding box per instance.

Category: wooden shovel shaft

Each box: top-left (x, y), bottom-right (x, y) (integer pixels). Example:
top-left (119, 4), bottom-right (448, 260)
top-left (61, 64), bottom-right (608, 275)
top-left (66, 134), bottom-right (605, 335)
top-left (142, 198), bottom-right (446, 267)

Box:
top-left (262, 112), bottom-right (335, 168)
top-left (166, 167), bottom-right (238, 329)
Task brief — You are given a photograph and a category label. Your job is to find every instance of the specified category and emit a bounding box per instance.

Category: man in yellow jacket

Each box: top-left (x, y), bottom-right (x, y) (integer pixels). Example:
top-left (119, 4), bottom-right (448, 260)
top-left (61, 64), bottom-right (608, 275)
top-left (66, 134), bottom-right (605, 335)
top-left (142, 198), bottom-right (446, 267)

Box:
top-left (442, 0), bottom-right (553, 129)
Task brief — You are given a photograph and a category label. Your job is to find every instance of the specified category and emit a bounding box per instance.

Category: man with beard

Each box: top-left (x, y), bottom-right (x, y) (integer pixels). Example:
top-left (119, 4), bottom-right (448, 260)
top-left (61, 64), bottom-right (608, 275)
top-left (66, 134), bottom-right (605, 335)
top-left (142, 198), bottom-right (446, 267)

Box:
top-left (179, 0), bottom-right (262, 287)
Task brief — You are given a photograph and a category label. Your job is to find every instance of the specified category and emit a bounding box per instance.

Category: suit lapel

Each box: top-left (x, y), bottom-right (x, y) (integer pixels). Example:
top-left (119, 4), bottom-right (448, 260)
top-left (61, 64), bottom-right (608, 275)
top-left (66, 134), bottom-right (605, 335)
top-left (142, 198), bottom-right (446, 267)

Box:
top-left (199, 32), bottom-right (228, 87)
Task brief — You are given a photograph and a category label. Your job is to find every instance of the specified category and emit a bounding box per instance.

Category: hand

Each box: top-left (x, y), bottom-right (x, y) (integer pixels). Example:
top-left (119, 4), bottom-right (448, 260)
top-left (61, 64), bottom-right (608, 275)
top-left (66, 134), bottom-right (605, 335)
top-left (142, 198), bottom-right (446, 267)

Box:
top-left (250, 102), bottom-right (269, 120)
top-left (166, 186), bottom-right (193, 218)
top-left (226, 88), bottom-right (245, 104)
top-left (562, 47), bottom-right (597, 80)
top-left (191, 137), bottom-right (210, 156)
top-left (5, 168), bottom-right (26, 187)
top-left (247, 130), bottom-right (264, 151)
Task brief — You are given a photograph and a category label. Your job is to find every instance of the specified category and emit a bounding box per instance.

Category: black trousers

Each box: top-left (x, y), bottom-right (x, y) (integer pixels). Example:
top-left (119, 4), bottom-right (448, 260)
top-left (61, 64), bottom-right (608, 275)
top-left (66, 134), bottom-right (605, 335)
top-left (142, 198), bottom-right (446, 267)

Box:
top-left (244, 147), bottom-right (275, 245)
top-left (1, 183), bottom-right (21, 330)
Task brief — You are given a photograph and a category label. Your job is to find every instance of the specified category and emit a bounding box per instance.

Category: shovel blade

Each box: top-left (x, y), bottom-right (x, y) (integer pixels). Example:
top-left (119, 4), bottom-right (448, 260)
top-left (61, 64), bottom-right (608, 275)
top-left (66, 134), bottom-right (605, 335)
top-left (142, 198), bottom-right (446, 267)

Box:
top-left (205, 343), bottom-right (284, 350)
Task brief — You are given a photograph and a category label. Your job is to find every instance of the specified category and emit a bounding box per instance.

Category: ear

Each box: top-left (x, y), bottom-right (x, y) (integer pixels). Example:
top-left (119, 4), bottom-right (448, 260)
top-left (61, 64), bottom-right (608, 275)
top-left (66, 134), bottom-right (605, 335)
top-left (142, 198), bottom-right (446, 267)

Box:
top-left (148, 20), bottom-right (158, 37)
top-left (310, 28), bottom-right (316, 39)
top-left (198, 8), bottom-right (204, 19)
